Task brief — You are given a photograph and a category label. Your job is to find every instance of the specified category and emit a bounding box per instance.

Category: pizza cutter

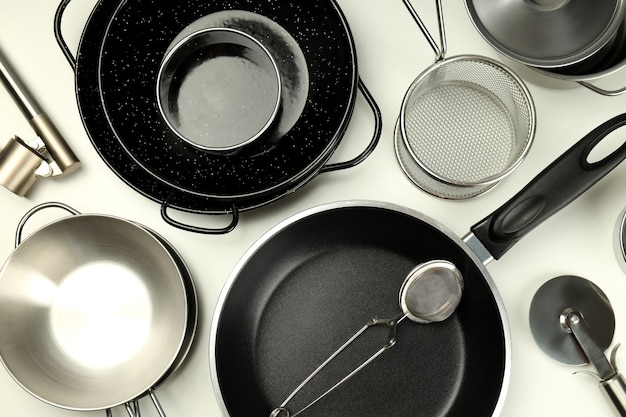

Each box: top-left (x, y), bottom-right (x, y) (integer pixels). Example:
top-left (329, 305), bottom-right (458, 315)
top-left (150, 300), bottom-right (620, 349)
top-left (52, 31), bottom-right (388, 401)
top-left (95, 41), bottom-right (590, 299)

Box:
top-left (529, 275), bottom-right (626, 416)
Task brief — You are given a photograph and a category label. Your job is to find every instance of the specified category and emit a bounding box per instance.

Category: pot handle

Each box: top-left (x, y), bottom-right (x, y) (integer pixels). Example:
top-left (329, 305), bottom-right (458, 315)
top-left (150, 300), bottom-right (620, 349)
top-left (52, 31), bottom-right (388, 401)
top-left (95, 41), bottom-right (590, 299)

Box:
top-left (319, 78), bottom-right (382, 173)
top-left (470, 112), bottom-right (626, 260)
top-left (579, 81), bottom-right (626, 97)
top-left (54, 0), bottom-right (76, 70)
top-left (15, 201), bottom-right (79, 248)
top-left (160, 193), bottom-right (239, 234)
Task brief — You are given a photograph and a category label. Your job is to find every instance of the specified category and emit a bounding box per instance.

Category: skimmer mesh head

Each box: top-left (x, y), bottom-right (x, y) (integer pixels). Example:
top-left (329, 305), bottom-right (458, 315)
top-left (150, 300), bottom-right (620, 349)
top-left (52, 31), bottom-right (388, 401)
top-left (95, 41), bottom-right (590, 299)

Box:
top-left (397, 55), bottom-right (535, 199)
top-left (400, 260), bottom-right (464, 323)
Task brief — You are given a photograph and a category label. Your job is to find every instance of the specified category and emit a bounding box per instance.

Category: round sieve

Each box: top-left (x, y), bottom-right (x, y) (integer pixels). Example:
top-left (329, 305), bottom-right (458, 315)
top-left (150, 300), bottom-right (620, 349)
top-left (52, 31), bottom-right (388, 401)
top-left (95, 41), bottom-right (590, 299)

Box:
top-left (396, 0), bottom-right (536, 199)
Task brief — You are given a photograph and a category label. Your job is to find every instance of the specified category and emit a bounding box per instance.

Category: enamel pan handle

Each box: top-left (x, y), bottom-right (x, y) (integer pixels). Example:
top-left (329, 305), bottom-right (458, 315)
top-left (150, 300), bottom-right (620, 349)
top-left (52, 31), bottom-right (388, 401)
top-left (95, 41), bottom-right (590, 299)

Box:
top-left (320, 78), bottom-right (382, 173)
top-left (470, 112), bottom-right (626, 260)
top-left (160, 193), bottom-right (239, 235)
top-left (54, 0), bottom-right (76, 70)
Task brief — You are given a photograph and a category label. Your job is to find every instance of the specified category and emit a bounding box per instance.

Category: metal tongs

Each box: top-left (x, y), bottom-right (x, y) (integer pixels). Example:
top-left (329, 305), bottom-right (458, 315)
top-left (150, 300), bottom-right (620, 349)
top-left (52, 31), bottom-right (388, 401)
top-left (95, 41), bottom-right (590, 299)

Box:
top-left (0, 46), bottom-right (79, 196)
top-left (270, 260), bottom-right (464, 417)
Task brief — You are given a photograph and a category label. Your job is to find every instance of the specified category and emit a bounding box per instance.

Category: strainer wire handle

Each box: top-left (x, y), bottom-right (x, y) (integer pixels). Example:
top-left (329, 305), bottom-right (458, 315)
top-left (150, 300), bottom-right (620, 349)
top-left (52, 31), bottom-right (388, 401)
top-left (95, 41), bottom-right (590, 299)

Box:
top-left (270, 314), bottom-right (407, 417)
top-left (402, 0), bottom-right (447, 61)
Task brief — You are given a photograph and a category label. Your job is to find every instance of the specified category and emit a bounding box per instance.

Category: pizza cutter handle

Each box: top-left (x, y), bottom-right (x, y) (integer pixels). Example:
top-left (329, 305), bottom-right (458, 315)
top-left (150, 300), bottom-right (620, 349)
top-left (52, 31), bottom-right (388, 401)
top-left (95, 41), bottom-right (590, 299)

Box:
top-left (601, 374), bottom-right (626, 417)
top-left (470, 112), bottom-right (626, 260)
top-left (567, 311), bottom-right (626, 416)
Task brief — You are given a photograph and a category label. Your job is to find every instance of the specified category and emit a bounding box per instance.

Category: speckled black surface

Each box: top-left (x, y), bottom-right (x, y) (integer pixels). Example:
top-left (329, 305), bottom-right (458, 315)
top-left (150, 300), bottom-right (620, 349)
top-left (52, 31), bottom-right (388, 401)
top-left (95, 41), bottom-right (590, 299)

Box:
top-left (73, 0), bottom-right (358, 212)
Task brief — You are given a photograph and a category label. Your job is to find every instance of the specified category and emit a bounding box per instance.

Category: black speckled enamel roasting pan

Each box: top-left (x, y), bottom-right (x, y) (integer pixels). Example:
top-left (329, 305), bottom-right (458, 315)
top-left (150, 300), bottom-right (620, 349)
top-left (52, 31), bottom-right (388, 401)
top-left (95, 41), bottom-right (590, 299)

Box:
top-left (54, 0), bottom-right (381, 233)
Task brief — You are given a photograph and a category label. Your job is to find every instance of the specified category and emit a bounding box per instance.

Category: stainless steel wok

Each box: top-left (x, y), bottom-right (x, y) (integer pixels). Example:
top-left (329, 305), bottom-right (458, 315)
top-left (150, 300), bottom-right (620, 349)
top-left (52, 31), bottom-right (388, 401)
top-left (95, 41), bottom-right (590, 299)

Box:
top-left (0, 203), bottom-right (196, 416)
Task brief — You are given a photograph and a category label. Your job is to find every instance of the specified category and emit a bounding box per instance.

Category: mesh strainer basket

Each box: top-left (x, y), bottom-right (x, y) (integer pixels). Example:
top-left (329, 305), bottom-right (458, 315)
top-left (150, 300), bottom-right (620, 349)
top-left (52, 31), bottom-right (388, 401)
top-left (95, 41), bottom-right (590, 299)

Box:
top-left (395, 0), bottom-right (536, 199)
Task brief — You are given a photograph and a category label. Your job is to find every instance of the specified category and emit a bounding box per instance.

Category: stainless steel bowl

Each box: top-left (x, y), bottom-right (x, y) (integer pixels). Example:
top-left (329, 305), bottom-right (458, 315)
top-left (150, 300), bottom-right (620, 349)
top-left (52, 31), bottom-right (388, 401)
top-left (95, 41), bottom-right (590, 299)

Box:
top-left (0, 205), bottom-right (190, 411)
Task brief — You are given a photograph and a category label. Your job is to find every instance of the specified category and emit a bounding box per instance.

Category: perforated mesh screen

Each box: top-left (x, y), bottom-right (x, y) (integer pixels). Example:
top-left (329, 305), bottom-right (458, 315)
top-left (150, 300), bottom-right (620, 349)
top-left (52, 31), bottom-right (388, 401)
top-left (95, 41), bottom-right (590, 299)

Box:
top-left (397, 56), bottom-right (534, 199)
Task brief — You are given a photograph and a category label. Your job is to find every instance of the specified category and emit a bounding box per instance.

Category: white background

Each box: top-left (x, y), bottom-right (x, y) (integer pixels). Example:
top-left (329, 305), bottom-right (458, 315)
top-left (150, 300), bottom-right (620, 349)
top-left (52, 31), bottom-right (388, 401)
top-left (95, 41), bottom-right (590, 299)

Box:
top-left (2, 0), bottom-right (626, 416)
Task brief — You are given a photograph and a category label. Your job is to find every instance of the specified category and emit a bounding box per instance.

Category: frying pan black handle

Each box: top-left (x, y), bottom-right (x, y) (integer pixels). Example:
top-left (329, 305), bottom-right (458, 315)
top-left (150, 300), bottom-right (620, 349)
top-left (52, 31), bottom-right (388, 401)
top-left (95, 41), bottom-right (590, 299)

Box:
top-left (160, 193), bottom-right (239, 234)
top-left (54, 0), bottom-right (76, 70)
top-left (319, 78), bottom-right (382, 173)
top-left (471, 112), bottom-right (626, 260)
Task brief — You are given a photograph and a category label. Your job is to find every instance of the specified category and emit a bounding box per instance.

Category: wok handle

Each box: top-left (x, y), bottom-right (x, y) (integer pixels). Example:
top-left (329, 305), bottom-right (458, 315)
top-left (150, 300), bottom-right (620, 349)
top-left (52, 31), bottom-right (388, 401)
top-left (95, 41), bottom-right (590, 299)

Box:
top-left (54, 0), bottom-right (76, 70)
top-left (160, 193), bottom-right (239, 234)
top-left (470, 112), bottom-right (626, 260)
top-left (15, 201), bottom-right (80, 247)
top-left (319, 78), bottom-right (382, 173)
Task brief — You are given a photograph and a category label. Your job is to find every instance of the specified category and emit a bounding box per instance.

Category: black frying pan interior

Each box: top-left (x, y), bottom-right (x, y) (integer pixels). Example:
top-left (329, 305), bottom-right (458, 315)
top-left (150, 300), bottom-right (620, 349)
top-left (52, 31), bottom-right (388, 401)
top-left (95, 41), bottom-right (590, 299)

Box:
top-left (214, 205), bottom-right (506, 417)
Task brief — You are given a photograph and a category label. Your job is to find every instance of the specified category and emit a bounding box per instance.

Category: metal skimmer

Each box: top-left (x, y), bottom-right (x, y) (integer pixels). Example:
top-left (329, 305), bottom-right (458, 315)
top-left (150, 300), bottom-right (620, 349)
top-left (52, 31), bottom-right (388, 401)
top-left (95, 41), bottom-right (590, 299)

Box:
top-left (395, 0), bottom-right (536, 199)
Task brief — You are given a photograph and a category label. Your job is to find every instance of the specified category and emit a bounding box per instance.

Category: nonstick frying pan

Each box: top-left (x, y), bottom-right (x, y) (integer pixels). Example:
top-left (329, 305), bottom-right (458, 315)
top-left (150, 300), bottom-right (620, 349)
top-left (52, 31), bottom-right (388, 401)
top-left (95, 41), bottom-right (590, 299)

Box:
top-left (210, 112), bottom-right (626, 417)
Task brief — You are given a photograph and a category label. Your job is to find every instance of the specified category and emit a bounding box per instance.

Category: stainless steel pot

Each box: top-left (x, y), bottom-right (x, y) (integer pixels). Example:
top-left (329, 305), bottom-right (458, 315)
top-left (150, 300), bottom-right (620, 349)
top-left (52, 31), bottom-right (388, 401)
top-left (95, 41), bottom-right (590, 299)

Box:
top-left (0, 203), bottom-right (196, 417)
top-left (465, 0), bottom-right (626, 68)
top-left (534, 12), bottom-right (626, 96)
top-left (465, 0), bottom-right (626, 95)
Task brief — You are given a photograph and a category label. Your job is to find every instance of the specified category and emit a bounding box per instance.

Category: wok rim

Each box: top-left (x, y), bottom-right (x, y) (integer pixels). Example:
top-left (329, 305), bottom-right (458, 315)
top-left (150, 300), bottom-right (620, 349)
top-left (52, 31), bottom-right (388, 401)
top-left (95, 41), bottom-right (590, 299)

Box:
top-left (144, 225), bottom-right (199, 389)
top-left (0, 214), bottom-right (191, 411)
top-left (209, 199), bottom-right (512, 417)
